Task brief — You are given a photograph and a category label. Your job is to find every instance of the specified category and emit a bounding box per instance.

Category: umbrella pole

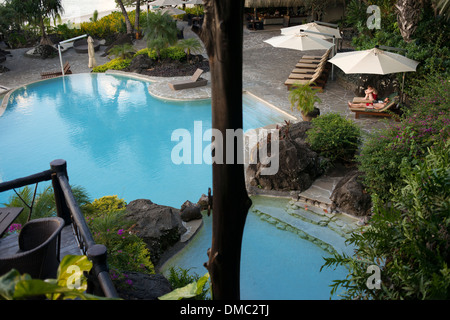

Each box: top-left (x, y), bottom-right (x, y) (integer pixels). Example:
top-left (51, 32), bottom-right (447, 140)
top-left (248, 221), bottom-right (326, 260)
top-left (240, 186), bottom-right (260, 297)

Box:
top-left (331, 36), bottom-right (335, 81)
top-left (401, 72), bottom-right (406, 104)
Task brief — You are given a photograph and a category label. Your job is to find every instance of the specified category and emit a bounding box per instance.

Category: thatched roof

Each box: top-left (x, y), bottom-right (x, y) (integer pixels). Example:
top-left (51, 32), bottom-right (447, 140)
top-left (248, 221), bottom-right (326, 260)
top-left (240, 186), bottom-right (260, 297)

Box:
top-left (244, 0), bottom-right (306, 8)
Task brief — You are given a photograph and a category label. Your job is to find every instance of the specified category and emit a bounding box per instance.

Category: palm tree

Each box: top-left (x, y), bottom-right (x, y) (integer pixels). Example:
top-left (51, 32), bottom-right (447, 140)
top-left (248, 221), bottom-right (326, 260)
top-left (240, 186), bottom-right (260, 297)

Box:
top-left (395, 0), bottom-right (424, 42)
top-left (142, 11), bottom-right (178, 60)
top-left (108, 43), bottom-right (136, 59)
top-left (434, 0), bottom-right (450, 18)
top-left (177, 37), bottom-right (203, 62)
top-left (115, 0), bottom-right (134, 34)
top-left (9, 0), bottom-right (64, 46)
top-left (2, 185), bottom-right (90, 226)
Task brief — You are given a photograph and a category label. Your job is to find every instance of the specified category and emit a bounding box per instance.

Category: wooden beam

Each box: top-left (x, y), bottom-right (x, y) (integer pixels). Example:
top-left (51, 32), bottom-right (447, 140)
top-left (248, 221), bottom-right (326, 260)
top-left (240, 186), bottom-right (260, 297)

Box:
top-left (193, 0), bottom-right (252, 300)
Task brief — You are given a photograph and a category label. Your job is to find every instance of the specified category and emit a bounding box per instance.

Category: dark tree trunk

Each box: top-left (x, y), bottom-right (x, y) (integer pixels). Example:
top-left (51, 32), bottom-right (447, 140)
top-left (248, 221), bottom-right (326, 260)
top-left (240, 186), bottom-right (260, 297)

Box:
top-left (116, 0), bottom-right (134, 34)
top-left (193, 0), bottom-right (252, 300)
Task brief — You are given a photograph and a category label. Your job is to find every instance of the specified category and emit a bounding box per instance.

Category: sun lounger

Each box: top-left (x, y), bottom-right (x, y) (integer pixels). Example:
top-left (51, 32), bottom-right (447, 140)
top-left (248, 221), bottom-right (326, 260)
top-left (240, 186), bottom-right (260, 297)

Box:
top-left (284, 71), bottom-right (327, 91)
top-left (297, 48), bottom-right (332, 65)
top-left (41, 62), bottom-right (72, 79)
top-left (349, 93), bottom-right (399, 120)
top-left (168, 68), bottom-right (208, 90)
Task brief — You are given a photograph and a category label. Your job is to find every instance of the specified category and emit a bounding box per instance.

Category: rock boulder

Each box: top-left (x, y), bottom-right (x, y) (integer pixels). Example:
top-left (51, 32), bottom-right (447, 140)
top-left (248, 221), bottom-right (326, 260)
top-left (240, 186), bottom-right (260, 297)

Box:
top-left (330, 170), bottom-right (372, 216)
top-left (124, 199), bottom-right (187, 264)
top-left (180, 200), bottom-right (202, 222)
top-left (115, 272), bottom-right (172, 300)
top-left (246, 121), bottom-right (325, 192)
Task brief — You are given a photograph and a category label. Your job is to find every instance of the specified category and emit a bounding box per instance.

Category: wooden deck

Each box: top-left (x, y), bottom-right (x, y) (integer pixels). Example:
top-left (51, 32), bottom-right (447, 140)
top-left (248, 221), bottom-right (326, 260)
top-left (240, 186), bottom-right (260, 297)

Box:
top-left (0, 225), bottom-right (82, 260)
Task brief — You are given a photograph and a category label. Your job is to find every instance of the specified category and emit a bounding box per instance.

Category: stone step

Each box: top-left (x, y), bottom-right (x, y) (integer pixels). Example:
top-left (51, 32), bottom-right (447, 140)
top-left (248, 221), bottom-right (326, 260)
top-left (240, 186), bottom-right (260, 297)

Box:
top-left (250, 197), bottom-right (356, 256)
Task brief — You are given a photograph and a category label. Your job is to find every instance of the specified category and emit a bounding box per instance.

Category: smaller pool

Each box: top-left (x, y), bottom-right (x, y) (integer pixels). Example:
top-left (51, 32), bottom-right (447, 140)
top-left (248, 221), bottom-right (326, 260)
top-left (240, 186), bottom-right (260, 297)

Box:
top-left (161, 197), bottom-right (348, 300)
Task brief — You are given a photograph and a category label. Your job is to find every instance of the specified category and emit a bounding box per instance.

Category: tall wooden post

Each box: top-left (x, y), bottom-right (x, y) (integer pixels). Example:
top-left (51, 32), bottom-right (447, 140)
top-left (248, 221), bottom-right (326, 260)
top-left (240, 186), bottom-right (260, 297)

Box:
top-left (193, 0), bottom-right (252, 300)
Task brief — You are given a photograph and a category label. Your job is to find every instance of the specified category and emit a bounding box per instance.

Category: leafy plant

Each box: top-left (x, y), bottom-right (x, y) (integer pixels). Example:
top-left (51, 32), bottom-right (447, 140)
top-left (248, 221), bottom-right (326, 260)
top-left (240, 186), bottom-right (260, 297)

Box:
top-left (177, 38), bottom-right (203, 62)
top-left (107, 43), bottom-right (136, 60)
top-left (321, 140), bottom-right (450, 299)
top-left (306, 113), bottom-right (361, 163)
top-left (2, 184), bottom-right (90, 226)
top-left (160, 268), bottom-right (210, 300)
top-left (0, 255), bottom-right (113, 300)
top-left (92, 57), bottom-right (132, 73)
top-left (288, 83), bottom-right (322, 116)
top-left (142, 11), bottom-right (178, 61)
top-left (84, 196), bottom-right (155, 280)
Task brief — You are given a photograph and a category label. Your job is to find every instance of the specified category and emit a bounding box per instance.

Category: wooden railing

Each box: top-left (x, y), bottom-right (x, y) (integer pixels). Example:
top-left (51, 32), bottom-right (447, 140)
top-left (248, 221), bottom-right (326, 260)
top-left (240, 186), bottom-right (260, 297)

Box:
top-left (0, 159), bottom-right (118, 298)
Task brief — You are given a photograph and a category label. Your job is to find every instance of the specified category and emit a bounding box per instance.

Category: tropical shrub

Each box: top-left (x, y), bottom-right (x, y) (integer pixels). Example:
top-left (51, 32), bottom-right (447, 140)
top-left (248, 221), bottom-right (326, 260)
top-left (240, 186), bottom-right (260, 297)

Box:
top-left (306, 113), bottom-right (361, 163)
top-left (2, 184), bottom-right (90, 226)
top-left (92, 58), bottom-right (132, 73)
top-left (134, 46), bottom-right (186, 61)
top-left (107, 43), bottom-right (136, 60)
top-left (84, 196), bottom-right (155, 284)
top-left (177, 37), bottom-right (203, 61)
top-left (142, 11), bottom-right (178, 60)
top-left (357, 73), bottom-right (450, 203)
top-left (163, 267), bottom-right (210, 300)
top-left (0, 255), bottom-right (112, 300)
top-left (322, 140), bottom-right (450, 300)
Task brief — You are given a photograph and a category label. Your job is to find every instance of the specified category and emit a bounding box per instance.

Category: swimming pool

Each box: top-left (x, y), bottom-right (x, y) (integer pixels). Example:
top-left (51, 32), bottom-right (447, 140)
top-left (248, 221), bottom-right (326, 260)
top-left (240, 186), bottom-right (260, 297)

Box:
top-left (0, 73), bottom-right (290, 207)
top-left (0, 73), bottom-right (347, 299)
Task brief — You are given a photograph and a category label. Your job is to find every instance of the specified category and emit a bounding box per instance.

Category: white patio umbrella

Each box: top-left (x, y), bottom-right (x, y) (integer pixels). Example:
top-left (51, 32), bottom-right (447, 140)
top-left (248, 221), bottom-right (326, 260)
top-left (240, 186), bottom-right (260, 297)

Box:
top-left (185, 0), bottom-right (203, 4)
top-left (159, 7), bottom-right (185, 15)
top-left (150, 0), bottom-right (184, 6)
top-left (264, 32), bottom-right (334, 51)
top-left (281, 22), bottom-right (341, 39)
top-left (87, 36), bottom-right (97, 69)
top-left (329, 46), bottom-right (419, 101)
top-left (328, 47), bottom-right (419, 75)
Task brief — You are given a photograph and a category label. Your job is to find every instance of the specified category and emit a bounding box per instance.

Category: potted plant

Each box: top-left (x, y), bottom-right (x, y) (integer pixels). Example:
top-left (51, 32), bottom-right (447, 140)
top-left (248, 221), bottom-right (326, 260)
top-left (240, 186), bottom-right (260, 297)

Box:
top-left (288, 82), bottom-right (322, 121)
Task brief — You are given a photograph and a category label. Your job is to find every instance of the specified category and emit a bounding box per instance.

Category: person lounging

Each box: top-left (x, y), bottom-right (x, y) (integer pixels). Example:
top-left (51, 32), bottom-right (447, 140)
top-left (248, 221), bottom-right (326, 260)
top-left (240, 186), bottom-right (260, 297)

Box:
top-left (363, 85), bottom-right (378, 101)
top-left (348, 97), bottom-right (390, 110)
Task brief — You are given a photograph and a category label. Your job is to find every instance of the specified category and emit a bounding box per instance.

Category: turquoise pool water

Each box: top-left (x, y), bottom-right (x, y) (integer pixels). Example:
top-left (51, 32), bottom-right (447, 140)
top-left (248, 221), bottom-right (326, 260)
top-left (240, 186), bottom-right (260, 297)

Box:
top-left (162, 196), bottom-right (348, 300)
top-left (0, 73), bottom-right (347, 299)
top-left (0, 73), bottom-right (289, 207)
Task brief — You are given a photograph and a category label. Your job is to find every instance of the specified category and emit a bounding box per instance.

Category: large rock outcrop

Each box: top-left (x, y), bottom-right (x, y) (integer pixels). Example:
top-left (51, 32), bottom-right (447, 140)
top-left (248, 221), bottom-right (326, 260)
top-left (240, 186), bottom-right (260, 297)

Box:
top-left (330, 170), bottom-right (372, 217)
top-left (124, 199), bottom-right (187, 264)
top-left (246, 121), bottom-right (325, 192)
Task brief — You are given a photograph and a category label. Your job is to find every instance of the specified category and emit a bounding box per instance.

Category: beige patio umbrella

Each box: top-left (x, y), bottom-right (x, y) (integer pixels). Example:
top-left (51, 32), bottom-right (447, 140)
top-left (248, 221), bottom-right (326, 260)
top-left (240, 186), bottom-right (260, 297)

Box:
top-left (159, 7), bottom-right (185, 15)
top-left (150, 0), bottom-right (184, 6)
top-left (281, 22), bottom-right (342, 39)
top-left (328, 47), bottom-right (419, 75)
top-left (87, 36), bottom-right (97, 69)
top-left (329, 46), bottom-right (419, 101)
top-left (264, 32), bottom-right (335, 51)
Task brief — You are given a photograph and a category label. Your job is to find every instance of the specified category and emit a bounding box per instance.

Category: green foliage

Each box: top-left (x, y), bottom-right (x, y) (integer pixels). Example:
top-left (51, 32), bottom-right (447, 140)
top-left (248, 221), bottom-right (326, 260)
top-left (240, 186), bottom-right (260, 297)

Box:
top-left (92, 58), bottom-right (132, 73)
top-left (142, 11), bottom-right (178, 60)
top-left (306, 113), bottom-right (362, 163)
top-left (322, 140), bottom-right (450, 299)
top-left (134, 46), bottom-right (186, 61)
top-left (2, 184), bottom-right (90, 227)
top-left (107, 43), bottom-right (136, 60)
top-left (348, 1), bottom-right (450, 87)
top-left (79, 11), bottom-right (125, 39)
top-left (161, 267), bottom-right (210, 300)
top-left (177, 37), bottom-right (203, 59)
top-left (84, 196), bottom-right (155, 279)
top-left (0, 255), bottom-right (113, 300)
top-left (357, 74), bottom-right (450, 203)
top-left (288, 83), bottom-right (322, 114)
